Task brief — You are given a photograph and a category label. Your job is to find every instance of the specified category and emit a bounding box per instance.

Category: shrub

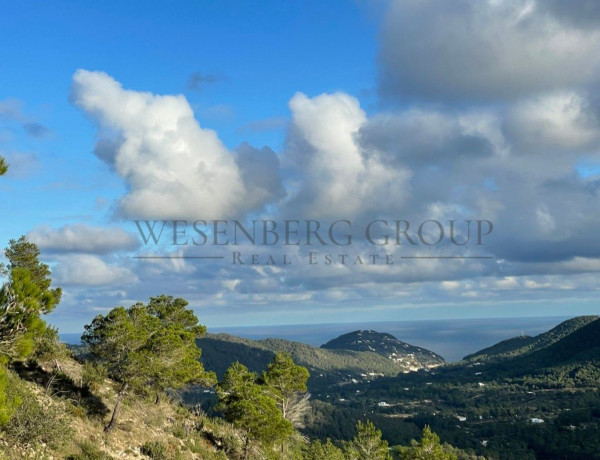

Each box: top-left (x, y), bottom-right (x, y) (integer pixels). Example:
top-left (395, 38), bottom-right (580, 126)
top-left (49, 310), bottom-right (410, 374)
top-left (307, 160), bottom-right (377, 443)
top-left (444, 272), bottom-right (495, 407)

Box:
top-left (173, 422), bottom-right (188, 439)
top-left (0, 366), bottom-right (21, 427)
top-left (185, 436), bottom-right (229, 460)
top-left (3, 373), bottom-right (71, 447)
top-left (67, 402), bottom-right (88, 418)
top-left (30, 325), bottom-right (70, 364)
top-left (67, 440), bottom-right (115, 460)
top-left (81, 361), bottom-right (108, 391)
top-left (140, 440), bottom-right (168, 460)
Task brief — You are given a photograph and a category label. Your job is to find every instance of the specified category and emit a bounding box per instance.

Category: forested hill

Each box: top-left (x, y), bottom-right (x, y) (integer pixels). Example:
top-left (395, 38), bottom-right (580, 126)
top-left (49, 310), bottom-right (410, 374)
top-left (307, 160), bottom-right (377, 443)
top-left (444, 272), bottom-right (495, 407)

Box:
top-left (516, 317), bottom-right (600, 367)
top-left (463, 315), bottom-right (599, 362)
top-left (321, 330), bottom-right (445, 367)
top-left (318, 315), bottom-right (600, 459)
top-left (197, 331), bottom-right (443, 390)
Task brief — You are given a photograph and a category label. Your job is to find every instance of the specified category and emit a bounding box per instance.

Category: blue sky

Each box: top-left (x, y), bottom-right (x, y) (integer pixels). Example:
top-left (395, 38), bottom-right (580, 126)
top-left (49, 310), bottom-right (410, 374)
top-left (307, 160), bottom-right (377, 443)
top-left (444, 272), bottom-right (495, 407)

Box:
top-left (0, 0), bottom-right (378, 238)
top-left (2, 0), bottom-right (600, 333)
top-left (0, 0), bottom-right (380, 330)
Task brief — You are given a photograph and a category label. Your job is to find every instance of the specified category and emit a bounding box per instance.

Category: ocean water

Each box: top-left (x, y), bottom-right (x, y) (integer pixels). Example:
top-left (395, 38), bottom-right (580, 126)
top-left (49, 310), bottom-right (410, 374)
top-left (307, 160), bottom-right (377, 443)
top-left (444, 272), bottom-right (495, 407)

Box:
top-left (60, 333), bottom-right (83, 345)
top-left (61, 316), bottom-right (571, 362)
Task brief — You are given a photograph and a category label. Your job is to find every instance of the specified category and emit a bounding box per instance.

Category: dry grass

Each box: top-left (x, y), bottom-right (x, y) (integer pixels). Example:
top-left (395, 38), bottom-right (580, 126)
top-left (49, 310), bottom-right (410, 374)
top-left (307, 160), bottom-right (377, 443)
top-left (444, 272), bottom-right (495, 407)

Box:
top-left (0, 356), bottom-right (231, 460)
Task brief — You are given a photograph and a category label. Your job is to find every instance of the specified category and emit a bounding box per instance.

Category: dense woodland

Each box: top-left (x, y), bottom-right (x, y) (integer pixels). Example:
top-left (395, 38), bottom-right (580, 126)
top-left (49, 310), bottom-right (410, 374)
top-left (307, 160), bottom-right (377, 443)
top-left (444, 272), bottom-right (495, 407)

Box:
top-left (194, 314), bottom-right (600, 459)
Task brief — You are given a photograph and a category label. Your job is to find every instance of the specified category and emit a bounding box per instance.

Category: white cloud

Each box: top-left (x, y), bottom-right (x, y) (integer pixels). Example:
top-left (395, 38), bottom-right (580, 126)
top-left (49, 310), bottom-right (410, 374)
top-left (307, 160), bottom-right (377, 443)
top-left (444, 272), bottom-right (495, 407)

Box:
top-left (441, 281), bottom-right (461, 291)
top-left (71, 69), bottom-right (281, 220)
top-left (285, 92), bottom-right (411, 217)
top-left (53, 254), bottom-right (138, 286)
top-left (379, 0), bottom-right (600, 102)
top-left (28, 223), bottom-right (139, 254)
top-left (491, 277), bottom-right (520, 290)
top-left (503, 92), bottom-right (600, 152)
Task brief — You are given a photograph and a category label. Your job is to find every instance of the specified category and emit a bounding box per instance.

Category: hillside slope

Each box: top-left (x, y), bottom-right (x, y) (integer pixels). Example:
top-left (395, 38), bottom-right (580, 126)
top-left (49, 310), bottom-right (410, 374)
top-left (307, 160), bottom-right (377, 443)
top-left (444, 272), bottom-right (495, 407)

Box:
top-left (518, 317), bottom-right (600, 368)
top-left (321, 330), bottom-right (444, 368)
top-left (198, 332), bottom-right (443, 391)
top-left (463, 315), bottom-right (599, 362)
top-left (1, 356), bottom-right (235, 460)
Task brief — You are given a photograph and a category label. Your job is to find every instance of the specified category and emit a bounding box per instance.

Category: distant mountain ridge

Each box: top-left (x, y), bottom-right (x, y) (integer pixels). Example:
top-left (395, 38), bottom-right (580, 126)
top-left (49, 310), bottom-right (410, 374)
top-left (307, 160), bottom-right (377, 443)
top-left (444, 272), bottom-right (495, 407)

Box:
top-left (197, 330), bottom-right (443, 390)
top-left (464, 315), bottom-right (599, 362)
top-left (321, 330), bottom-right (445, 369)
top-left (196, 316), bottom-right (600, 396)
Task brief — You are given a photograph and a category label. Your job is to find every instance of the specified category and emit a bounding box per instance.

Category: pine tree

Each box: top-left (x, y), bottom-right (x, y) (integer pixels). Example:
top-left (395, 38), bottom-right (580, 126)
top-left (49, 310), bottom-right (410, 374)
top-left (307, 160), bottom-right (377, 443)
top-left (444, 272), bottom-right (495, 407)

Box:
top-left (141, 295), bottom-right (210, 402)
top-left (0, 237), bottom-right (59, 431)
top-left (346, 420), bottom-right (392, 460)
top-left (82, 296), bottom-right (214, 432)
top-left (217, 362), bottom-right (293, 459)
top-left (0, 237), bottom-right (61, 361)
top-left (398, 425), bottom-right (458, 460)
top-left (304, 438), bottom-right (345, 460)
top-left (4, 235), bottom-right (62, 313)
top-left (0, 156), bottom-right (7, 176)
top-left (261, 351), bottom-right (310, 427)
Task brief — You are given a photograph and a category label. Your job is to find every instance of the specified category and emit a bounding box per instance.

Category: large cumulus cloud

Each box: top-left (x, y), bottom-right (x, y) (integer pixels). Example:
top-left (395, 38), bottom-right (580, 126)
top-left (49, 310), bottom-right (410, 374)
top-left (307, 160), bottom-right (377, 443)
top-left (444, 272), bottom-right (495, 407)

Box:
top-left (284, 92), bottom-right (411, 218)
top-left (70, 70), bottom-right (283, 220)
top-left (379, 0), bottom-right (600, 102)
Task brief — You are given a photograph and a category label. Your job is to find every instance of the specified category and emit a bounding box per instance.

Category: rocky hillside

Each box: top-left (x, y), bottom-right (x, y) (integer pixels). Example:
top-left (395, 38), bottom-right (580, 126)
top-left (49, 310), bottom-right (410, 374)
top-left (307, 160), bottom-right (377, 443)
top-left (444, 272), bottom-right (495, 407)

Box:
top-left (1, 354), bottom-right (244, 460)
top-left (321, 330), bottom-right (445, 370)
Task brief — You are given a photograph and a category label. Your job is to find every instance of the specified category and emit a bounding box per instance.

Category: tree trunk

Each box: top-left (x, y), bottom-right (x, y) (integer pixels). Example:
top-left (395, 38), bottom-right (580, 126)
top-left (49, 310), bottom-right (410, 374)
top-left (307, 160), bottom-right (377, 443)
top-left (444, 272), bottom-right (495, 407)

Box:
top-left (104, 385), bottom-right (127, 433)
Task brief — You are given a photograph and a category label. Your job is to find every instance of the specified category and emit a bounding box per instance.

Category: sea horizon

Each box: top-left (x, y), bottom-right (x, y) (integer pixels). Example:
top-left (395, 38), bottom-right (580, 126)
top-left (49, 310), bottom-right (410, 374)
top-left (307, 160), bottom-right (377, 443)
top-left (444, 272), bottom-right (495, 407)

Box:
top-left (61, 314), bottom-right (575, 362)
